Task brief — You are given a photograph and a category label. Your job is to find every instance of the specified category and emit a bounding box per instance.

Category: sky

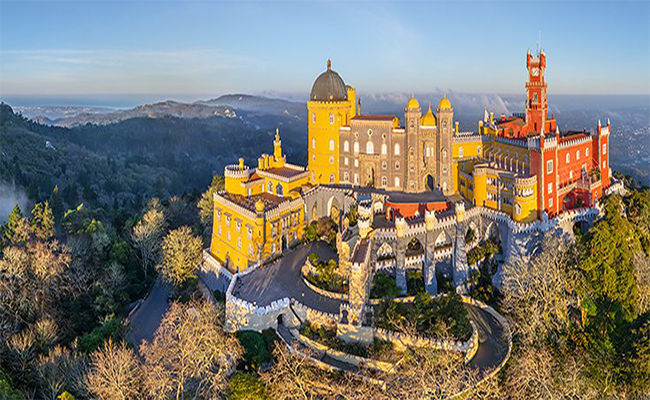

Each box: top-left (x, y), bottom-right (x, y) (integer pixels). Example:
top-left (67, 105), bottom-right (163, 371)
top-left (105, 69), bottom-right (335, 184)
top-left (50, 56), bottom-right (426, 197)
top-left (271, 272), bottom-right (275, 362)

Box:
top-left (1, 0), bottom-right (649, 103)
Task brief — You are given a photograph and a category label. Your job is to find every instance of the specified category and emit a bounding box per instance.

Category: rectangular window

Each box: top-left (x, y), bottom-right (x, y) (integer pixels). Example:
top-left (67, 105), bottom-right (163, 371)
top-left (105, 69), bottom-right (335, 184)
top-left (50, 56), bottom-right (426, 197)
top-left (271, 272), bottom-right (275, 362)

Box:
top-left (394, 177), bottom-right (400, 187)
top-left (547, 182), bottom-right (552, 194)
top-left (312, 113), bottom-right (316, 123)
top-left (329, 113), bottom-right (334, 124)
top-left (546, 160), bottom-right (553, 174)
top-left (548, 198), bottom-right (553, 208)
top-left (344, 157), bottom-right (348, 166)
top-left (603, 143), bottom-right (607, 155)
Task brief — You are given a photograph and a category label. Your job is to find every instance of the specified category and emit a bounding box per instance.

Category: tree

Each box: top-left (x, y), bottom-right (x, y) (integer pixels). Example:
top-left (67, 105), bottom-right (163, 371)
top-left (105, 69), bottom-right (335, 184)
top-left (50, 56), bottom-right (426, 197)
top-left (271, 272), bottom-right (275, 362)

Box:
top-left (227, 371), bottom-right (266, 400)
top-left (197, 174), bottom-right (225, 227)
top-left (85, 339), bottom-right (142, 400)
top-left (2, 204), bottom-right (23, 242)
top-left (130, 202), bottom-right (165, 279)
top-left (37, 345), bottom-right (88, 400)
top-left (31, 201), bottom-right (55, 240)
top-left (156, 226), bottom-right (202, 286)
top-left (140, 300), bottom-right (243, 400)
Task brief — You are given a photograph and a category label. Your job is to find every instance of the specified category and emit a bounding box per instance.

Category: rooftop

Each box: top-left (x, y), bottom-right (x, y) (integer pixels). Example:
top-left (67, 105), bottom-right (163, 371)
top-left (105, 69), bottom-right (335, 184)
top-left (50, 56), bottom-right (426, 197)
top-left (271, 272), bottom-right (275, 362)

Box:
top-left (263, 166), bottom-right (307, 179)
top-left (221, 192), bottom-right (285, 213)
top-left (351, 115), bottom-right (396, 122)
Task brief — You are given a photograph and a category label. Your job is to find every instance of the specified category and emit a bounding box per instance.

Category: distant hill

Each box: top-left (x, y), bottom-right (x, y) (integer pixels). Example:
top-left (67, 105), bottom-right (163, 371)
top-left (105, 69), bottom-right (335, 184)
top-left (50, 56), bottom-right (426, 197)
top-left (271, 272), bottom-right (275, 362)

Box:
top-left (42, 100), bottom-right (236, 127)
top-left (196, 94), bottom-right (306, 118)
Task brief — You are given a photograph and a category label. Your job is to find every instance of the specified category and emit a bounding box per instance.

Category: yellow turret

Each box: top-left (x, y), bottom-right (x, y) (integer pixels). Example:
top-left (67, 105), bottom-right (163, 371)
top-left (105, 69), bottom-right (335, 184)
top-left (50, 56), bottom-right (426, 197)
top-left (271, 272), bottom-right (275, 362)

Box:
top-left (438, 97), bottom-right (452, 110)
top-left (407, 97), bottom-right (420, 110)
top-left (421, 102), bottom-right (437, 126)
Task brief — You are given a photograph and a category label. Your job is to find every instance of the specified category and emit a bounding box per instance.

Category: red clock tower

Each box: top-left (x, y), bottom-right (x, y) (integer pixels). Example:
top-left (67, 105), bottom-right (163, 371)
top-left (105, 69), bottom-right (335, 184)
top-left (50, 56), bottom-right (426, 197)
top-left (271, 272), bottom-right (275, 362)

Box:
top-left (525, 49), bottom-right (548, 134)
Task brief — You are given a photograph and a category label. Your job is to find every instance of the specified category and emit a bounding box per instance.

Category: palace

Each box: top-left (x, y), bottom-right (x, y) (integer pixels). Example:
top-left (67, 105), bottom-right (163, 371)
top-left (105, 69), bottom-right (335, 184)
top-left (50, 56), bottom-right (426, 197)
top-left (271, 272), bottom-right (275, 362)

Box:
top-left (210, 48), bottom-right (613, 271)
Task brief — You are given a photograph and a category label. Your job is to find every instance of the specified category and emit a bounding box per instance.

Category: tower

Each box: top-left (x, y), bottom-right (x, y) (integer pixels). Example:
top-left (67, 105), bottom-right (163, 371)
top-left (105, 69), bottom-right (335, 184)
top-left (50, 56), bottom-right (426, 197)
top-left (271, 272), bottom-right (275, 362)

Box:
top-left (525, 49), bottom-right (548, 134)
top-left (436, 97), bottom-right (454, 195)
top-left (307, 60), bottom-right (356, 185)
top-left (405, 97), bottom-right (422, 192)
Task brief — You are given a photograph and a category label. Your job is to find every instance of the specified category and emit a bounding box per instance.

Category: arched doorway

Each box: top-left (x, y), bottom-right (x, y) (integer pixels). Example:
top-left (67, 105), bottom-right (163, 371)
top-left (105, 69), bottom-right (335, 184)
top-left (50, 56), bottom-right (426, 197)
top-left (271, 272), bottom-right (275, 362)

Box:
top-left (406, 237), bottom-right (424, 256)
top-left (425, 174), bottom-right (435, 191)
top-left (281, 235), bottom-right (288, 251)
top-left (434, 231), bottom-right (452, 250)
top-left (364, 166), bottom-right (375, 187)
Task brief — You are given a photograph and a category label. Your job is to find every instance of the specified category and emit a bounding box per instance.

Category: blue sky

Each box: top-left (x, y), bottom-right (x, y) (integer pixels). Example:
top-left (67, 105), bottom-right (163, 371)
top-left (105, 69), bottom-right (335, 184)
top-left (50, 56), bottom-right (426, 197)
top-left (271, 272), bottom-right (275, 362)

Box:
top-left (1, 1), bottom-right (649, 100)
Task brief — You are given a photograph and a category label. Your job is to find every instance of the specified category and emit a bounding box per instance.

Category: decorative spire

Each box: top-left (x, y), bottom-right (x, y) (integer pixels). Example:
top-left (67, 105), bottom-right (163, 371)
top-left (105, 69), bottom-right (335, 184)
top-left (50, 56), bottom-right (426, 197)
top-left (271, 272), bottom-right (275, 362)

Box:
top-left (275, 127), bottom-right (280, 141)
top-left (598, 119), bottom-right (601, 127)
top-left (327, 59), bottom-right (331, 70)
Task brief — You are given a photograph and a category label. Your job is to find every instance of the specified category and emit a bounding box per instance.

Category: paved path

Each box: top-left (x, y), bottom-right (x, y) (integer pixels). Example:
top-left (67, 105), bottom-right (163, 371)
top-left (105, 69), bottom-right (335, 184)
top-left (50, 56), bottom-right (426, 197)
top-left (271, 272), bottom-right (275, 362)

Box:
top-left (234, 241), bottom-right (342, 314)
top-left (126, 277), bottom-right (172, 351)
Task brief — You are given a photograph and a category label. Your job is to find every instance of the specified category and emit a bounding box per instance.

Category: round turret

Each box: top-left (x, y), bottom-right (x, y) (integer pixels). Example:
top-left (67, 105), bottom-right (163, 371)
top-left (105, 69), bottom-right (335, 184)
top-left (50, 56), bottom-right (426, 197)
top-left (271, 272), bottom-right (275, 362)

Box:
top-left (406, 97), bottom-right (420, 110)
top-left (310, 59), bottom-right (347, 101)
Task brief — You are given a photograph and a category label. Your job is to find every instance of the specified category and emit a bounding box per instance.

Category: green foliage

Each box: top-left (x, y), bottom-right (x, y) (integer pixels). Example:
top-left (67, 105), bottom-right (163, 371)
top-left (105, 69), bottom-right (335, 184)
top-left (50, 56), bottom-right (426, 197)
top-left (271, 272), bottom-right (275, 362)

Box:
top-left (299, 323), bottom-right (396, 361)
top-left (2, 204), bottom-right (23, 243)
top-left (227, 371), bottom-right (267, 400)
top-left (0, 370), bottom-right (23, 400)
top-left (57, 392), bottom-right (75, 400)
top-left (30, 201), bottom-right (55, 240)
top-left (370, 271), bottom-right (400, 299)
top-left (346, 205), bottom-right (358, 226)
top-left (304, 257), bottom-right (347, 293)
top-left (236, 331), bottom-right (271, 371)
top-left (406, 270), bottom-right (425, 296)
top-left (77, 315), bottom-right (125, 354)
top-left (467, 238), bottom-right (500, 266)
top-left (375, 293), bottom-right (472, 341)
top-left (465, 228), bottom-right (475, 244)
top-left (197, 174), bottom-right (225, 227)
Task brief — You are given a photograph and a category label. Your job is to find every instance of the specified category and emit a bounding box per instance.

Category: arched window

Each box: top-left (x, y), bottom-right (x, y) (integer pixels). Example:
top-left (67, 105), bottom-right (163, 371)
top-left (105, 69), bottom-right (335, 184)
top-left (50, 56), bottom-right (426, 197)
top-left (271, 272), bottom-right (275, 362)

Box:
top-left (394, 143), bottom-right (400, 155)
top-left (312, 138), bottom-right (316, 149)
top-left (477, 146), bottom-right (482, 154)
top-left (395, 161), bottom-right (400, 170)
top-left (576, 150), bottom-right (581, 160)
top-left (426, 147), bottom-right (430, 157)
top-left (267, 181), bottom-right (273, 193)
top-left (459, 146), bottom-right (464, 158)
top-left (344, 140), bottom-right (349, 152)
top-left (276, 183), bottom-right (283, 197)
top-left (366, 141), bottom-right (374, 154)
top-left (354, 174), bottom-right (359, 184)
top-left (382, 176), bottom-right (387, 186)
top-left (329, 174), bottom-right (335, 183)
top-left (381, 143), bottom-right (387, 155)
top-left (566, 153), bottom-right (570, 163)
top-left (394, 177), bottom-right (400, 187)
top-left (585, 147), bottom-right (589, 157)
top-left (344, 172), bottom-right (349, 181)
top-left (354, 141), bottom-right (359, 154)
top-left (441, 148), bottom-right (447, 161)
top-left (329, 156), bottom-right (334, 164)
top-left (329, 139), bottom-right (335, 151)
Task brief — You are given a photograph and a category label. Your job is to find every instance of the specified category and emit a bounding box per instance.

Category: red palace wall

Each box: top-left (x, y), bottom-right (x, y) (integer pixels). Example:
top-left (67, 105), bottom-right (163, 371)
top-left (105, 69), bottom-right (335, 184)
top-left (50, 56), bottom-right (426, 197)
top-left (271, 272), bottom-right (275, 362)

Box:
top-left (386, 199), bottom-right (449, 220)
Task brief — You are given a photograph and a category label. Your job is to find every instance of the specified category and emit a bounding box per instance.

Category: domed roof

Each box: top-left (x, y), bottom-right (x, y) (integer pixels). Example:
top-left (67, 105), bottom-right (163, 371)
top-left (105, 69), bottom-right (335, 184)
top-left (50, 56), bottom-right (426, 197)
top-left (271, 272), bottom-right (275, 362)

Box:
top-left (406, 97), bottom-right (420, 109)
top-left (421, 102), bottom-right (436, 126)
top-left (310, 60), bottom-right (347, 102)
top-left (255, 199), bottom-right (265, 212)
top-left (438, 97), bottom-right (452, 110)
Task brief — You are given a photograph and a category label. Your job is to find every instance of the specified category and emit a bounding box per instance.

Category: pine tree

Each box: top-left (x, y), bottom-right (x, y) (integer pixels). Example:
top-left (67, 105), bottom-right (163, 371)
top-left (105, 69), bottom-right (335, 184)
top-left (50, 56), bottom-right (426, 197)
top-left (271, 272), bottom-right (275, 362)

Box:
top-left (3, 204), bottom-right (23, 242)
top-left (31, 201), bottom-right (55, 240)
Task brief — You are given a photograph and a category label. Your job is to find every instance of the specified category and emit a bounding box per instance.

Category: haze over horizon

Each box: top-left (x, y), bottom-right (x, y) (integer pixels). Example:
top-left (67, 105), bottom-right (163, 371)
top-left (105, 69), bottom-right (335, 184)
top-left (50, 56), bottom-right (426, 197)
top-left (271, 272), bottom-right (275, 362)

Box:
top-left (1, 0), bottom-right (649, 103)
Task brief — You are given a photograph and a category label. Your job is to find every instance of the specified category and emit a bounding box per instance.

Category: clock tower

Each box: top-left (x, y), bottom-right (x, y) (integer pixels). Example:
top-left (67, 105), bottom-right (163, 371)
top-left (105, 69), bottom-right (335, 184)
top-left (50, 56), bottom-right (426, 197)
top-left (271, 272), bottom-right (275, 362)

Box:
top-left (525, 49), bottom-right (548, 134)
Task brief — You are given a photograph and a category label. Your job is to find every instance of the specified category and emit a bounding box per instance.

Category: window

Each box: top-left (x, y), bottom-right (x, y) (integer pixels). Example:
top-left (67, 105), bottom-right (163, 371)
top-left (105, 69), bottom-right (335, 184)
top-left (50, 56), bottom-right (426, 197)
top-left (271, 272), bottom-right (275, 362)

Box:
top-left (237, 237), bottom-right (241, 249)
top-left (344, 172), bottom-right (349, 181)
top-left (442, 182), bottom-right (447, 192)
top-left (459, 146), bottom-right (464, 159)
top-left (354, 159), bottom-right (359, 167)
top-left (410, 181), bottom-right (415, 190)
top-left (354, 141), bottom-right (359, 154)
top-left (569, 170), bottom-right (574, 180)
top-left (381, 143), bottom-right (387, 155)
top-left (395, 161), bottom-right (400, 170)
top-left (576, 150), bottom-right (581, 160)
top-left (366, 141), bottom-right (374, 154)
top-left (409, 163), bottom-right (414, 172)
top-left (548, 182), bottom-right (552, 194)
top-left (344, 157), bottom-right (348, 166)
top-left (477, 146), bottom-right (482, 154)
top-left (603, 143), bottom-right (607, 155)
top-left (276, 184), bottom-right (283, 196)
top-left (442, 149), bottom-right (447, 161)
top-left (566, 153), bottom-right (570, 163)
top-left (329, 139), bottom-right (335, 151)
top-left (602, 161), bottom-right (606, 169)
top-left (409, 119), bottom-right (414, 129)
top-left (382, 161), bottom-right (387, 170)
top-left (394, 143), bottom-right (400, 155)
top-left (312, 155), bottom-right (315, 161)
top-left (247, 188), bottom-right (251, 196)
top-left (426, 147), bottom-right (430, 157)
top-left (354, 174), bottom-right (359, 184)
top-left (268, 181), bottom-right (273, 193)
top-left (312, 138), bottom-right (316, 149)
top-left (227, 231), bottom-right (231, 241)
top-left (329, 174), bottom-right (335, 183)
top-left (329, 113), bottom-right (334, 124)
top-left (585, 147), bottom-right (589, 157)
top-left (344, 140), bottom-right (349, 152)
top-left (218, 225), bottom-right (222, 235)
top-left (394, 177), bottom-right (400, 187)
top-left (312, 113), bottom-right (316, 123)
top-left (382, 176), bottom-right (387, 186)
top-left (548, 198), bottom-right (553, 208)
top-left (367, 129), bottom-right (373, 136)
top-left (329, 156), bottom-right (334, 164)
top-left (236, 221), bottom-right (241, 233)
top-left (546, 160), bottom-right (553, 174)
top-left (516, 204), bottom-right (522, 216)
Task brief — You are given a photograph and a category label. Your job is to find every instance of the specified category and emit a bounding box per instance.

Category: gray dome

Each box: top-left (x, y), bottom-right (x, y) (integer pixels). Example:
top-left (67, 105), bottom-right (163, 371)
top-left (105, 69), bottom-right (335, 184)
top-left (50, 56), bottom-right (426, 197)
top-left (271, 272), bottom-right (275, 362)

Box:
top-left (310, 60), bottom-right (347, 102)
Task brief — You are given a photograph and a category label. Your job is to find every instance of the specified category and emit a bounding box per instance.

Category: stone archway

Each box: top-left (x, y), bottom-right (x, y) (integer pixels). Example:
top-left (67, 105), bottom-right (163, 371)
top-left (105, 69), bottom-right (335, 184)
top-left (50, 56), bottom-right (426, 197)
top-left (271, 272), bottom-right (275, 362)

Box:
top-left (327, 196), bottom-right (341, 220)
top-left (573, 220), bottom-right (590, 236)
top-left (425, 174), bottom-right (435, 191)
top-left (434, 230), bottom-right (452, 250)
top-left (406, 237), bottom-right (424, 256)
top-left (485, 222), bottom-right (502, 245)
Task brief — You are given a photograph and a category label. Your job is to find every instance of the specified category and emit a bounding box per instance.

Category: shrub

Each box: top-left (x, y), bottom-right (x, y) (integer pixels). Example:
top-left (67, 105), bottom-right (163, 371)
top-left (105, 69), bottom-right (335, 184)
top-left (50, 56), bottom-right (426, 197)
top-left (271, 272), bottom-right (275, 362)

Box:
top-left (236, 330), bottom-right (270, 371)
top-left (77, 315), bottom-right (124, 354)
top-left (227, 371), bottom-right (266, 400)
top-left (371, 271), bottom-right (400, 299)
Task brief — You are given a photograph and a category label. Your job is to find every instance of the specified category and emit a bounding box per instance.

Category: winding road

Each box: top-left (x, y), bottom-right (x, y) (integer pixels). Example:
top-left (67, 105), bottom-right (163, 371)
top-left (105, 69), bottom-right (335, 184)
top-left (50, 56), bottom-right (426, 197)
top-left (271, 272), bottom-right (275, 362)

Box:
top-left (232, 241), bottom-right (510, 375)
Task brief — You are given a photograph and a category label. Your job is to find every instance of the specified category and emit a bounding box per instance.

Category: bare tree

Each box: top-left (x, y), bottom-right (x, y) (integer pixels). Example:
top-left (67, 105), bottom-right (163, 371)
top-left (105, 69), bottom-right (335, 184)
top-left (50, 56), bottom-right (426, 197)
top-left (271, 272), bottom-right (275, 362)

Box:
top-left (37, 345), bottom-right (88, 400)
top-left (140, 299), bottom-right (243, 400)
top-left (85, 339), bottom-right (142, 400)
top-left (156, 226), bottom-right (202, 286)
top-left (130, 205), bottom-right (166, 279)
